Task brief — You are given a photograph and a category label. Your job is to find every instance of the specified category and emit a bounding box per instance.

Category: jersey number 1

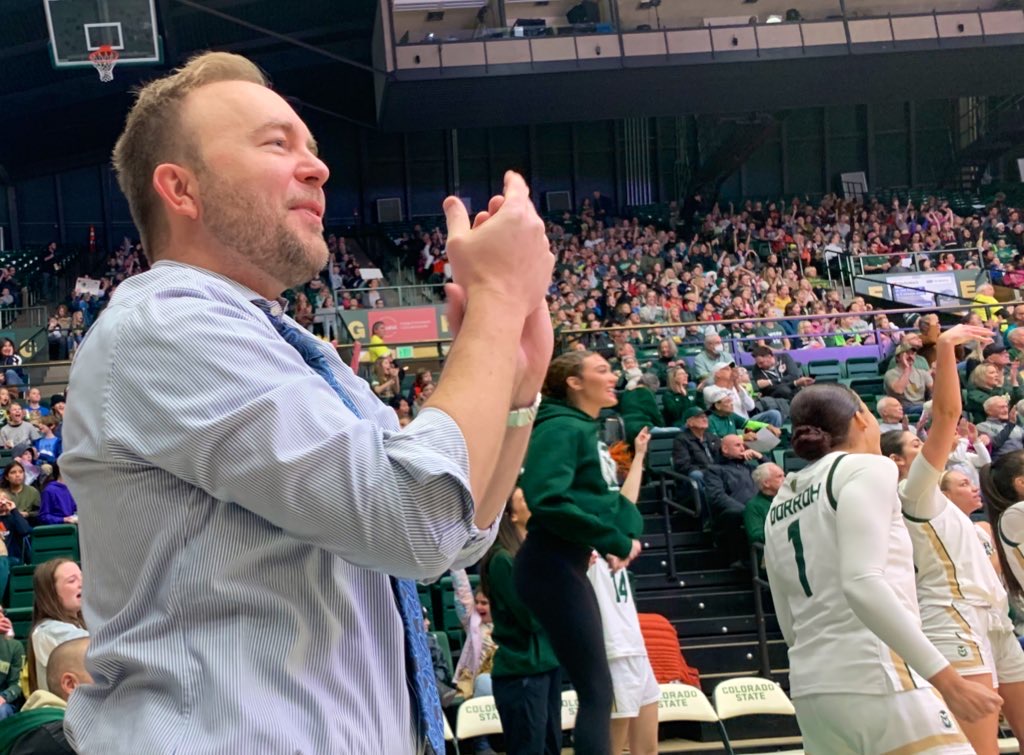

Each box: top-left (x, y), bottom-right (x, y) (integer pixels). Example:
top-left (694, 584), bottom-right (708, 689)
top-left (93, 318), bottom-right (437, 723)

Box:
top-left (787, 520), bottom-right (812, 597)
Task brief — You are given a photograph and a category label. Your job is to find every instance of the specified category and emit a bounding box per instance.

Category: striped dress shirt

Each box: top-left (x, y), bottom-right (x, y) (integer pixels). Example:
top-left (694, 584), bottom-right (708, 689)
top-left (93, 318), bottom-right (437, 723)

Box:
top-left (61, 261), bottom-right (494, 754)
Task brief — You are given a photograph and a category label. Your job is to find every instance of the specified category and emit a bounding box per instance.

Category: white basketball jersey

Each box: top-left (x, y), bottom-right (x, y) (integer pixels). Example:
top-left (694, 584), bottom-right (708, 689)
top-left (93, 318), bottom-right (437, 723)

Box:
top-left (902, 487), bottom-right (1006, 613)
top-left (587, 557), bottom-right (647, 660)
top-left (765, 452), bottom-right (929, 697)
top-left (998, 502), bottom-right (1024, 593)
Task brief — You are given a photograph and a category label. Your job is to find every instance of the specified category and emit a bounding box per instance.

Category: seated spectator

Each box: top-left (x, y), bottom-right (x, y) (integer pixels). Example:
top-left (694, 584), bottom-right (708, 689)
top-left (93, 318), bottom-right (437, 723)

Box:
top-left (691, 333), bottom-right (726, 384)
top-left (978, 396), bottom-right (1024, 460)
top-left (0, 495), bottom-right (30, 589)
top-left (966, 362), bottom-right (1022, 423)
top-left (650, 339), bottom-right (684, 387)
top-left (33, 417), bottom-right (61, 465)
top-left (671, 407), bottom-right (721, 486)
top-left (38, 465), bottom-right (76, 526)
top-left (0, 340), bottom-right (25, 388)
top-left (750, 346), bottom-right (814, 402)
top-left (66, 311), bottom-right (87, 357)
top-left (369, 357), bottom-right (401, 402)
top-left (408, 369), bottom-right (433, 403)
top-left (0, 608), bottom-right (23, 721)
top-left (618, 373), bottom-right (664, 445)
top-left (661, 366), bottom-right (694, 428)
top-left (703, 363), bottom-right (783, 428)
top-left (971, 282), bottom-right (1003, 323)
top-left (22, 389), bottom-right (49, 422)
top-left (876, 396), bottom-right (908, 434)
top-left (291, 292), bottom-right (315, 331)
top-left (704, 435), bottom-right (762, 565)
top-left (965, 343), bottom-right (1015, 385)
top-left (884, 342), bottom-right (933, 411)
top-left (1009, 328), bottom-right (1024, 362)
top-left (3, 637), bottom-right (90, 755)
top-left (48, 396), bottom-right (65, 440)
top-left (12, 447), bottom-right (41, 488)
top-left (28, 559), bottom-right (87, 694)
top-left (744, 463), bottom-right (785, 546)
top-left (46, 318), bottom-right (66, 361)
top-left (705, 389), bottom-right (779, 441)
top-left (389, 396), bottom-right (412, 428)
top-left (795, 320), bottom-right (826, 350)
top-left (1, 462), bottom-right (38, 522)
top-left (614, 355), bottom-right (644, 391)
top-left (0, 406), bottom-right (40, 451)
top-left (946, 421), bottom-right (991, 488)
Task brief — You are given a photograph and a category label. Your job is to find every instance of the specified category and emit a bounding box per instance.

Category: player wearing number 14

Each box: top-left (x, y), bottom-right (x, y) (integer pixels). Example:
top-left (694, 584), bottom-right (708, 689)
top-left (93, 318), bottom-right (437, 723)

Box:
top-left (764, 384), bottom-right (998, 754)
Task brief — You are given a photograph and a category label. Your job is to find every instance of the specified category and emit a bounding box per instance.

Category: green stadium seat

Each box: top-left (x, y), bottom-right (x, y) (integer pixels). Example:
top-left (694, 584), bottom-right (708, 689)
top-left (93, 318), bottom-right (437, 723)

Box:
top-left (430, 631), bottom-right (453, 680)
top-left (845, 357), bottom-right (881, 377)
top-left (5, 565), bottom-right (34, 609)
top-left (438, 574), bottom-right (479, 654)
top-left (6, 607), bottom-right (31, 645)
top-left (781, 450), bottom-right (809, 474)
top-left (848, 377), bottom-right (884, 398)
top-left (806, 359), bottom-right (843, 382)
top-left (28, 525), bottom-right (79, 565)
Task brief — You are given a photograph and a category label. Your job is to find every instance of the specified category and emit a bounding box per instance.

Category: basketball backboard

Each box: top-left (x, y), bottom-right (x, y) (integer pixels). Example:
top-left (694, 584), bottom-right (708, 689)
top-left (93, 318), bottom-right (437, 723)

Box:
top-left (44, 0), bottom-right (163, 69)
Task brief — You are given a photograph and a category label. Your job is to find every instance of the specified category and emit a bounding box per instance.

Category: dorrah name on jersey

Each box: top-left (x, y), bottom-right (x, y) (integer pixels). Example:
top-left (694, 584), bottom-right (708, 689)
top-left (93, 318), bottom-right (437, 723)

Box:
top-left (769, 483), bottom-right (823, 526)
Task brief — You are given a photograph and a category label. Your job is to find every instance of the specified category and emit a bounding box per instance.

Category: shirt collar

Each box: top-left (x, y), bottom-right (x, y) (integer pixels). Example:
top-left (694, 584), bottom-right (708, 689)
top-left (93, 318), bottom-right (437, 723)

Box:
top-left (151, 260), bottom-right (288, 315)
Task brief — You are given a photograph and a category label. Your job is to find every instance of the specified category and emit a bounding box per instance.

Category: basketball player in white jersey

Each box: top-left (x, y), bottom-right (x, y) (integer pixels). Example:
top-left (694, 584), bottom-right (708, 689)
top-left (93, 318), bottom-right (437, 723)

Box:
top-left (587, 554), bottom-right (659, 755)
top-left (765, 382), bottom-right (1000, 754)
top-left (882, 324), bottom-right (1024, 754)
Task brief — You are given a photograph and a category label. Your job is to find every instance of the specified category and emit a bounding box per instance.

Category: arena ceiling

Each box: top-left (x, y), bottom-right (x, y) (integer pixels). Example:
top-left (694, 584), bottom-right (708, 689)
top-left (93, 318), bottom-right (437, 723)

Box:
top-left (0, 0), bottom-right (380, 179)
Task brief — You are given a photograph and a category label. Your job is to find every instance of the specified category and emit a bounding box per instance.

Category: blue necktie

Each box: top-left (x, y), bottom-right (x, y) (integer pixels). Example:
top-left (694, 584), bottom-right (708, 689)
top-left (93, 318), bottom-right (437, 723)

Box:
top-left (258, 303), bottom-right (445, 755)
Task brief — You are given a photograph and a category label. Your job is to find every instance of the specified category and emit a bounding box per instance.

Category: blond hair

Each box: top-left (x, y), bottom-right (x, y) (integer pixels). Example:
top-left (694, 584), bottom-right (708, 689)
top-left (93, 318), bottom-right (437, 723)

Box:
top-left (112, 52), bottom-right (268, 256)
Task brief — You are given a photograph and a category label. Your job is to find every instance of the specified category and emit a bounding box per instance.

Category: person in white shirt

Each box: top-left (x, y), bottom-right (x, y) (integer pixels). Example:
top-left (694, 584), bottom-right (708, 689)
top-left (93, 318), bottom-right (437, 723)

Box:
top-left (947, 423), bottom-right (992, 488)
top-left (586, 555), bottom-right (659, 755)
top-left (882, 324), bottom-right (1024, 754)
top-left (765, 382), bottom-right (999, 754)
top-left (702, 363), bottom-right (782, 427)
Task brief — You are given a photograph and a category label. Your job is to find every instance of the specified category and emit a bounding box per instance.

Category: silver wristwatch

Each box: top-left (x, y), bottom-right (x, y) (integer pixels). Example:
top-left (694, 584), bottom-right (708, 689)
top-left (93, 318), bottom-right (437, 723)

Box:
top-left (507, 392), bottom-right (542, 428)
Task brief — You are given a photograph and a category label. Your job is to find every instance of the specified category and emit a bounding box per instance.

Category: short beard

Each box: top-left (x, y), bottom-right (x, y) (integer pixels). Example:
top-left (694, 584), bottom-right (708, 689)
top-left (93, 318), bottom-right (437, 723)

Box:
top-left (198, 168), bottom-right (328, 291)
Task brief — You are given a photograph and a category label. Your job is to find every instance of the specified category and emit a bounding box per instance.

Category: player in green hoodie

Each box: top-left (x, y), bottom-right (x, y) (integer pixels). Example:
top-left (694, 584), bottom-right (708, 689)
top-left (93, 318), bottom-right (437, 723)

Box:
top-left (516, 350), bottom-right (650, 755)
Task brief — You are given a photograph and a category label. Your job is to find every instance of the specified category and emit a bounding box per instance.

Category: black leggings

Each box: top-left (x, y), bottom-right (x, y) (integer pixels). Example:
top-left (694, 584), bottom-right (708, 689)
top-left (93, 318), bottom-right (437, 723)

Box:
top-left (514, 530), bottom-right (613, 755)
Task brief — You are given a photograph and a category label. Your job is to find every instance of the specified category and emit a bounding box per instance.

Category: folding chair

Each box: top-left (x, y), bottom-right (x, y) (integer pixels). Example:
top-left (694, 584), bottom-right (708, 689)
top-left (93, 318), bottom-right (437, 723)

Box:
top-left (657, 683), bottom-right (734, 754)
top-left (713, 676), bottom-right (802, 754)
top-left (454, 695), bottom-right (502, 742)
top-left (561, 689), bottom-right (578, 731)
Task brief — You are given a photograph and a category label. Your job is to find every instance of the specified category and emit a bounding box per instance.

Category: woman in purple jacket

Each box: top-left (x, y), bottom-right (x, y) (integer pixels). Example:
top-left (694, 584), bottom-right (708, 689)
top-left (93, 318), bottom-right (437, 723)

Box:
top-left (38, 464), bottom-right (77, 525)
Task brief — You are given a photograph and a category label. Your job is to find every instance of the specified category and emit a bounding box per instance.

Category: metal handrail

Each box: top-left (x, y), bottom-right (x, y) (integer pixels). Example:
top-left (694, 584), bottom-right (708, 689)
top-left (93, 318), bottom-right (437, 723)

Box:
top-left (750, 541), bottom-right (774, 680)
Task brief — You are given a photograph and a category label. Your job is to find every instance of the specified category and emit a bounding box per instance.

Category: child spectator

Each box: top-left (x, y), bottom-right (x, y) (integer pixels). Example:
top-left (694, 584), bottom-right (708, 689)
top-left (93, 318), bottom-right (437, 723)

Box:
top-left (28, 559), bottom-right (87, 694)
top-left (38, 465), bottom-right (76, 526)
top-left (23, 389), bottom-right (50, 422)
top-left (33, 417), bottom-right (61, 465)
top-left (1, 462), bottom-right (38, 520)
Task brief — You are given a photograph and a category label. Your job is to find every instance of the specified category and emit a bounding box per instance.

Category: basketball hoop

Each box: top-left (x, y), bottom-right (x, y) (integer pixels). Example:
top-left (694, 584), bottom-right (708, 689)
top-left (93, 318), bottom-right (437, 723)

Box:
top-left (89, 45), bottom-right (119, 83)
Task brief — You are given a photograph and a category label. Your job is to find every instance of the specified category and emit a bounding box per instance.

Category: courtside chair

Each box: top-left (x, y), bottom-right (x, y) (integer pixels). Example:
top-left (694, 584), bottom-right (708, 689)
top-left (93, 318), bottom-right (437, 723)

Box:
top-left (454, 695), bottom-right (502, 743)
top-left (713, 676), bottom-right (802, 755)
top-left (560, 689), bottom-right (578, 731)
top-left (657, 682), bottom-right (734, 755)
top-left (28, 524), bottom-right (79, 565)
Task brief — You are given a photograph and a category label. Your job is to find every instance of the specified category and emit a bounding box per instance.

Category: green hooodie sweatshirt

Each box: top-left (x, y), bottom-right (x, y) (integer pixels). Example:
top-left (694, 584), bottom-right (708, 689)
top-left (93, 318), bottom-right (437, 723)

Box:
top-left (520, 398), bottom-right (644, 559)
top-left (485, 548), bottom-right (559, 678)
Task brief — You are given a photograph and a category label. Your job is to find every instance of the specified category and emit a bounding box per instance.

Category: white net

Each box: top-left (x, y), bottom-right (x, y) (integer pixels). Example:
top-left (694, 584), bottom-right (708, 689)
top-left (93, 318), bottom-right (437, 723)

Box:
top-left (89, 47), bottom-right (119, 83)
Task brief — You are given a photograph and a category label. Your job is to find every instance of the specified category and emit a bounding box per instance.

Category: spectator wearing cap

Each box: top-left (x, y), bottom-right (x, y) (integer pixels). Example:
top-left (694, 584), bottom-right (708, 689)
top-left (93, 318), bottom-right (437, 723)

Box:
top-left (966, 361), bottom-right (1022, 423)
top-left (671, 407), bottom-right (721, 486)
top-left (749, 346), bottom-right (814, 402)
top-left (703, 435), bottom-right (762, 566)
top-left (964, 342), bottom-right (1014, 384)
top-left (617, 373), bottom-right (664, 446)
top-left (884, 341), bottom-right (933, 411)
top-left (661, 366), bottom-right (694, 428)
top-left (744, 463), bottom-right (784, 545)
top-left (0, 405), bottom-right (40, 451)
top-left (704, 389), bottom-right (778, 440)
top-left (702, 363), bottom-right (783, 428)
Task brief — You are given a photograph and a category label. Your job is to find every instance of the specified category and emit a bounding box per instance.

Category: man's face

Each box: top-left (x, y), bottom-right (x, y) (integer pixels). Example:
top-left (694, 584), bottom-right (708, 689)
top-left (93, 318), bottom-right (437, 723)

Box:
top-left (988, 351), bottom-right (1011, 367)
top-left (762, 465), bottom-right (785, 497)
top-left (27, 389), bottom-right (40, 404)
top-left (181, 81), bottom-right (330, 290)
top-left (754, 353), bottom-right (775, 370)
top-left (721, 435), bottom-right (746, 459)
top-left (686, 413), bottom-right (708, 432)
